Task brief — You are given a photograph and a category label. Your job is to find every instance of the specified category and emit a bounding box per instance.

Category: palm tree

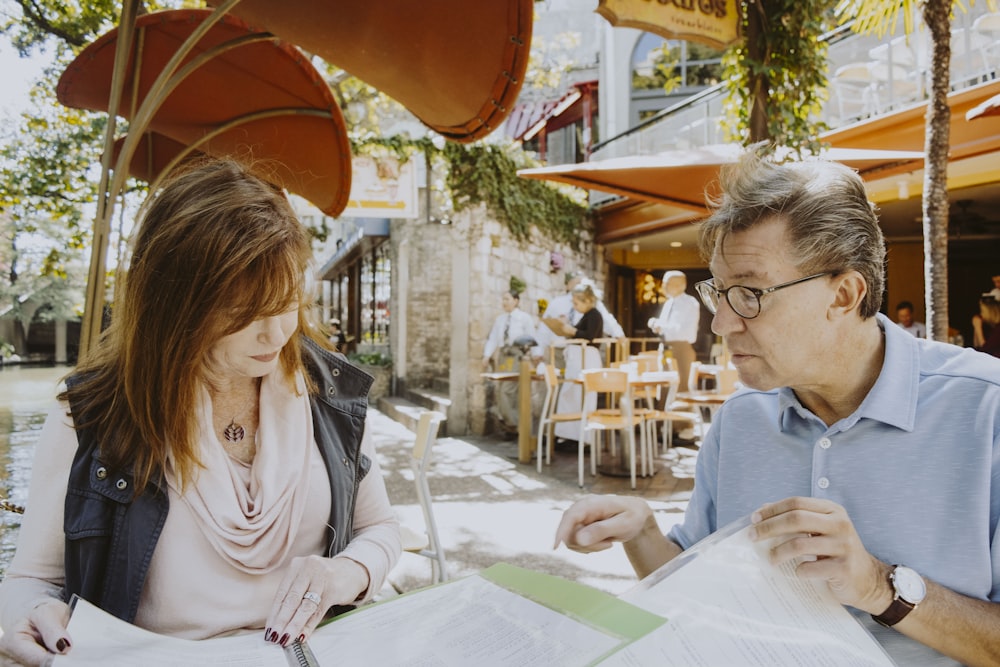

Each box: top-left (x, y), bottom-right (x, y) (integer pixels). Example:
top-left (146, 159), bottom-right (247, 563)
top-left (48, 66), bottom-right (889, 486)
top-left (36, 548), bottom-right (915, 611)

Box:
top-left (841, 0), bottom-right (959, 341)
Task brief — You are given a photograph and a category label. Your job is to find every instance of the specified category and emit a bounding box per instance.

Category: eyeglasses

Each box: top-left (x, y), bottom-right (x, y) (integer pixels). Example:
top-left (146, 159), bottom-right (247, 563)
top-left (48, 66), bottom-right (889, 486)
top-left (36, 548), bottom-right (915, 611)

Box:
top-left (694, 272), bottom-right (834, 319)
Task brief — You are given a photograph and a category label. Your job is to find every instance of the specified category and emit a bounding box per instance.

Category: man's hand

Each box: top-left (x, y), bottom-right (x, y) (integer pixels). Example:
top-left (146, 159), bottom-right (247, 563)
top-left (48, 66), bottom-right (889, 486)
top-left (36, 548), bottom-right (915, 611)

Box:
top-left (554, 495), bottom-right (681, 579)
top-left (749, 496), bottom-right (892, 615)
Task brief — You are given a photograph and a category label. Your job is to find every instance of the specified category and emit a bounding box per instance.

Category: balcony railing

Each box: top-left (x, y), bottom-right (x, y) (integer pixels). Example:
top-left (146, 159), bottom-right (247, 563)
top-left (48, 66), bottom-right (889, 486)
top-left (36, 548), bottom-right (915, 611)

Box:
top-left (591, 5), bottom-right (999, 174)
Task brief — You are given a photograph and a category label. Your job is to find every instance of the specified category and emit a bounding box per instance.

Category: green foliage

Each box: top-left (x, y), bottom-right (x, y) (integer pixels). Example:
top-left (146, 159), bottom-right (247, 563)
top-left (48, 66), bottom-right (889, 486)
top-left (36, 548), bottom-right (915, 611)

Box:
top-left (509, 275), bottom-right (526, 295)
top-left (441, 142), bottom-right (590, 248)
top-left (349, 351), bottom-right (393, 367)
top-left (721, 0), bottom-right (837, 152)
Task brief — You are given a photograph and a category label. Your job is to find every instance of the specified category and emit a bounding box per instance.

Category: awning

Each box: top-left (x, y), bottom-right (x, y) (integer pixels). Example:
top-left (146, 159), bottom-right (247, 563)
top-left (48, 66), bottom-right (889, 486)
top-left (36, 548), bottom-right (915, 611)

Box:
top-left (517, 144), bottom-right (925, 211)
top-left (207, 0), bottom-right (533, 142)
top-left (967, 93), bottom-right (1000, 121)
top-left (57, 9), bottom-right (351, 216)
top-left (317, 219), bottom-right (391, 280)
top-left (505, 89), bottom-right (583, 142)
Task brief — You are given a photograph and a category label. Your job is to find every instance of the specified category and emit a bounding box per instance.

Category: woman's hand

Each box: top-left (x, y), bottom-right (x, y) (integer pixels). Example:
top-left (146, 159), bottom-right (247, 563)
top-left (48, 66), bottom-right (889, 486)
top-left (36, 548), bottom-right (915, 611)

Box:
top-left (264, 555), bottom-right (370, 647)
top-left (0, 599), bottom-right (71, 667)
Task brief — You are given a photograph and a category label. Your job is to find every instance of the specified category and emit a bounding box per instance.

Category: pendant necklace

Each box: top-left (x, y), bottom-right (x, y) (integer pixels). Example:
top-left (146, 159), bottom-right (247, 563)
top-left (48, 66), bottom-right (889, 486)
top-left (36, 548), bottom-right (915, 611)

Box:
top-left (223, 383), bottom-right (258, 443)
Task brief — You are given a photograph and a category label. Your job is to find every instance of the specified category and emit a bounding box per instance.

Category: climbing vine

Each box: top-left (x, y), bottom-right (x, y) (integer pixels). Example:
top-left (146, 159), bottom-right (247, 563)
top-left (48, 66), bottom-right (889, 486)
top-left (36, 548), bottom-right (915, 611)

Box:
top-left (721, 0), bottom-right (839, 153)
top-left (350, 135), bottom-right (590, 249)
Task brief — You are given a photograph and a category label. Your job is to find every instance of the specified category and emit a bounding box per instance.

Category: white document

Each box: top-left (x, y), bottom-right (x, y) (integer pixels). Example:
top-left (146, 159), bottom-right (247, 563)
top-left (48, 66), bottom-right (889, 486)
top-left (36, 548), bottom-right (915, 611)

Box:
top-left (308, 574), bottom-right (621, 665)
top-left (608, 518), bottom-right (896, 666)
top-left (53, 598), bottom-right (290, 666)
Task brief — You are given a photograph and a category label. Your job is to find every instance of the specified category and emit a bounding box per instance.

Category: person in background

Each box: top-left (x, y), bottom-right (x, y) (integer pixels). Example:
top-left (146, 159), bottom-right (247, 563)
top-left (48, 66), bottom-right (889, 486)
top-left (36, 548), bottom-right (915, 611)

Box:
top-left (543, 280), bottom-right (605, 446)
top-left (533, 271), bottom-right (626, 366)
top-left (983, 274), bottom-right (1000, 301)
top-left (482, 289), bottom-right (536, 432)
top-left (0, 160), bottom-right (401, 666)
top-left (648, 270), bottom-right (701, 393)
top-left (555, 148), bottom-right (1000, 666)
top-left (328, 317), bottom-right (347, 352)
top-left (895, 300), bottom-right (926, 338)
top-left (972, 296), bottom-right (1000, 358)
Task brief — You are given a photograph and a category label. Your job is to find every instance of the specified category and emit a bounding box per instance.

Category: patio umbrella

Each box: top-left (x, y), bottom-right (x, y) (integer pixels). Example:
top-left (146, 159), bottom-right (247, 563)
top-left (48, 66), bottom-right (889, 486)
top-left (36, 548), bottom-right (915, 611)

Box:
top-left (966, 93), bottom-right (1000, 121)
top-left (207, 0), bottom-right (533, 142)
top-left (57, 8), bottom-right (351, 216)
top-left (517, 144), bottom-right (925, 211)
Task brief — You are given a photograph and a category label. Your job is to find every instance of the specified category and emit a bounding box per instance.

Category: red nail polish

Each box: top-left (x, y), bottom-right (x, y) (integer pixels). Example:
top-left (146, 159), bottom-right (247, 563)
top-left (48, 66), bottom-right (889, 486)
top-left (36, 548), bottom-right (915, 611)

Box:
top-left (56, 638), bottom-right (70, 652)
top-left (265, 627), bottom-right (273, 642)
top-left (297, 634), bottom-right (305, 643)
top-left (279, 633), bottom-right (290, 647)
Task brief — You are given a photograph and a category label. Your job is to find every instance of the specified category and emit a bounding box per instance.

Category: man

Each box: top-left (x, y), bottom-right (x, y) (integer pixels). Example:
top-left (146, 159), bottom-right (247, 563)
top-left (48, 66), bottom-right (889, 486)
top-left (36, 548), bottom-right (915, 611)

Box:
top-left (895, 300), bottom-right (926, 338)
top-left (648, 270), bottom-right (701, 392)
top-left (555, 150), bottom-right (1000, 666)
top-left (482, 289), bottom-right (536, 431)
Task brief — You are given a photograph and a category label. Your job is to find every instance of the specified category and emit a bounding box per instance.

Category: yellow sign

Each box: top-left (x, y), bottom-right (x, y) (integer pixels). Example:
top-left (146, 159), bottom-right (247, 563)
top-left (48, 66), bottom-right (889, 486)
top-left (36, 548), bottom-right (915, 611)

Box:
top-left (596, 0), bottom-right (742, 50)
top-left (343, 154), bottom-right (419, 219)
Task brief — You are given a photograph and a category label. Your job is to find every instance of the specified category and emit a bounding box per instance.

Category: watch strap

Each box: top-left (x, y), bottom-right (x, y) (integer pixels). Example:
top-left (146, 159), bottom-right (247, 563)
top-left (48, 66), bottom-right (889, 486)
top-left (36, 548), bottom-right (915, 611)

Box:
top-left (871, 596), bottom-right (916, 627)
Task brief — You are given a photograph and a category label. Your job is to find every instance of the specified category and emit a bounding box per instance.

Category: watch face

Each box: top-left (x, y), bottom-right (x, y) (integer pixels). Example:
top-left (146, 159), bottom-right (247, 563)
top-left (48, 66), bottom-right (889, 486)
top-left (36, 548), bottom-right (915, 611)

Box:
top-left (893, 566), bottom-right (927, 603)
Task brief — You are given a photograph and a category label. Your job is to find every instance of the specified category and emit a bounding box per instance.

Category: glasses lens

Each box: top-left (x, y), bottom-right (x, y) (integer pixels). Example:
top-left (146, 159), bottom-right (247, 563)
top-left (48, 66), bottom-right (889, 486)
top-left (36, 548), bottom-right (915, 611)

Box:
top-left (696, 282), bottom-right (719, 313)
top-left (729, 286), bottom-right (760, 318)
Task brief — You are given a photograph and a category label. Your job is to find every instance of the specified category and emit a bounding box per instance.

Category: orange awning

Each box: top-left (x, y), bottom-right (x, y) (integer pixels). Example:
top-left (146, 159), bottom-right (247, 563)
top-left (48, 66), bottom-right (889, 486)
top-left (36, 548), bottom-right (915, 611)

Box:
top-left (207, 0), bottom-right (533, 142)
top-left (57, 8), bottom-right (351, 216)
top-left (517, 144), bottom-right (925, 211)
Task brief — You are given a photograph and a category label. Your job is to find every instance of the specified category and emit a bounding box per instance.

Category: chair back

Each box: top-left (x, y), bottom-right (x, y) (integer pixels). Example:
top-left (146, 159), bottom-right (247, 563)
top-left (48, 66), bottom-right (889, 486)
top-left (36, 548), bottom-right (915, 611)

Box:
top-left (581, 368), bottom-right (629, 395)
top-left (407, 410), bottom-right (448, 583)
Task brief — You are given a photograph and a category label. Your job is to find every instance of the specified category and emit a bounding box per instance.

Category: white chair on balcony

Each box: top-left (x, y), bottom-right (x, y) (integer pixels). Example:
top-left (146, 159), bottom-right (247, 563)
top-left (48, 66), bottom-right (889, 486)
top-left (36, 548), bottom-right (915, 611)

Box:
top-left (868, 62), bottom-right (921, 112)
top-left (973, 13), bottom-right (1000, 77)
top-left (831, 63), bottom-right (876, 122)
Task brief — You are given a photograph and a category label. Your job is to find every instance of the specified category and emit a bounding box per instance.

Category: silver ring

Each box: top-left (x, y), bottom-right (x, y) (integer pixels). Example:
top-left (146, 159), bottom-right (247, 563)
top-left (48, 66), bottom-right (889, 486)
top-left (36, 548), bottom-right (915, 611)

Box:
top-left (302, 591), bottom-right (321, 605)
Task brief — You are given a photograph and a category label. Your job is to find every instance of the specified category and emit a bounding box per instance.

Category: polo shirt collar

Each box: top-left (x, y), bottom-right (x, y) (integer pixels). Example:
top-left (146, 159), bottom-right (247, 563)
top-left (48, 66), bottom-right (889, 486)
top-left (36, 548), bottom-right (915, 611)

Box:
top-left (777, 312), bottom-right (918, 432)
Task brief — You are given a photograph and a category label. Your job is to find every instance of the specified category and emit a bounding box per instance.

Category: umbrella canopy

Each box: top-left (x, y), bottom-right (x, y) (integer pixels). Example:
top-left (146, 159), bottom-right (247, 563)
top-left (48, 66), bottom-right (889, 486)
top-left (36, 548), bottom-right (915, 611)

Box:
top-left (57, 8), bottom-right (351, 216)
top-left (208, 0), bottom-right (533, 142)
top-left (966, 93), bottom-right (1000, 121)
top-left (517, 144), bottom-right (925, 211)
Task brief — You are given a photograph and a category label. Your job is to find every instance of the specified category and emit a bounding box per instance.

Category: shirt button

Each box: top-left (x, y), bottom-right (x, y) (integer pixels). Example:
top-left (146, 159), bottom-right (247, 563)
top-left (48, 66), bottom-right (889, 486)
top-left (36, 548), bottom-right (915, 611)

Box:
top-left (818, 437), bottom-right (831, 449)
top-left (817, 477), bottom-right (830, 489)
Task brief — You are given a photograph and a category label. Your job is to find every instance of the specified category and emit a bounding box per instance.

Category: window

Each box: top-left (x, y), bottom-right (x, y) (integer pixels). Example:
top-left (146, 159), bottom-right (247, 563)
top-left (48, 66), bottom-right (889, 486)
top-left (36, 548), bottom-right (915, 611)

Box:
top-left (360, 243), bottom-right (391, 344)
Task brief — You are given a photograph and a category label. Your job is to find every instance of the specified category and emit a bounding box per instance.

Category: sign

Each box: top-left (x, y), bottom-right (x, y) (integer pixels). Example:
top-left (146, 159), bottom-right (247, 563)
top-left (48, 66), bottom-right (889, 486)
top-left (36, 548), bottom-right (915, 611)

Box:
top-left (342, 154), bottom-right (419, 219)
top-left (596, 0), bottom-right (742, 50)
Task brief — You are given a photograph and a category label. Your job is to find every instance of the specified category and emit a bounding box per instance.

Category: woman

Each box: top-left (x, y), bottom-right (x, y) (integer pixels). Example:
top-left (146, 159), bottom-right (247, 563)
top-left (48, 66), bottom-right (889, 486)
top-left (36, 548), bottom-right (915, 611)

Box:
top-left (550, 281), bottom-right (605, 443)
top-left (0, 160), bottom-right (400, 665)
top-left (973, 296), bottom-right (1000, 358)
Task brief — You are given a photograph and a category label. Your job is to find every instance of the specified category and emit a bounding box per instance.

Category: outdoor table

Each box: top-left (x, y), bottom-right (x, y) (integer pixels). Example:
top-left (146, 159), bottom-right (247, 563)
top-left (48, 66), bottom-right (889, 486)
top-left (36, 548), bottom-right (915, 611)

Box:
top-left (481, 358), bottom-right (541, 463)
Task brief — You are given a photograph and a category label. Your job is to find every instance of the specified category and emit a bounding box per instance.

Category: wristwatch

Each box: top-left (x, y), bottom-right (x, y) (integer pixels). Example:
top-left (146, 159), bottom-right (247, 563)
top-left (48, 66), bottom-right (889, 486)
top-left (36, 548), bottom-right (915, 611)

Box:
top-left (872, 565), bottom-right (926, 627)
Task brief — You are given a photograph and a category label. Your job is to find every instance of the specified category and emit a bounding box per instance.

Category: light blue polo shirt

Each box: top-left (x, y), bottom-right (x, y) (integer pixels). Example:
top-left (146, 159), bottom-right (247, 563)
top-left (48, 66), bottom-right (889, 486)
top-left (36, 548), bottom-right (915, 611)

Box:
top-left (668, 313), bottom-right (1000, 665)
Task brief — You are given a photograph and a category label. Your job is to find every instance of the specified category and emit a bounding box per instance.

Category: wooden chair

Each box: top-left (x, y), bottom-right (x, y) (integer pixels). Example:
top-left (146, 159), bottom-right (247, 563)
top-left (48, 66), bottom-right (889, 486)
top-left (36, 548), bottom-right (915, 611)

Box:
top-left (579, 369), bottom-right (646, 488)
top-left (638, 374), bottom-right (699, 457)
top-left (398, 410), bottom-right (449, 584)
top-left (536, 363), bottom-right (581, 473)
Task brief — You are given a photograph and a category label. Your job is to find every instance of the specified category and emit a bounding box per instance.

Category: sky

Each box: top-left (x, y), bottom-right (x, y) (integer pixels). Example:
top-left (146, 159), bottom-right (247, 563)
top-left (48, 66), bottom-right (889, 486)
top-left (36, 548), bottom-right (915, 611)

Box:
top-left (0, 39), bottom-right (51, 121)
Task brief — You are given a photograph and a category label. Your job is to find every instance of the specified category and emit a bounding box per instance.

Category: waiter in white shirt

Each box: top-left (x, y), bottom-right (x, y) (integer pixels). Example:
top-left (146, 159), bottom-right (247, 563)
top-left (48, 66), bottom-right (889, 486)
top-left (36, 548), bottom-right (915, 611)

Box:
top-left (648, 270), bottom-right (701, 393)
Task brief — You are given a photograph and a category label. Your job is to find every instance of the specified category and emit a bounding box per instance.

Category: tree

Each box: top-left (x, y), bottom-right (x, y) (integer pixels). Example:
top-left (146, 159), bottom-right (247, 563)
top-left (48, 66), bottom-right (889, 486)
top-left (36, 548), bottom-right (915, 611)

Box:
top-left (838, 0), bottom-right (974, 341)
top-left (723, 0), bottom-right (840, 151)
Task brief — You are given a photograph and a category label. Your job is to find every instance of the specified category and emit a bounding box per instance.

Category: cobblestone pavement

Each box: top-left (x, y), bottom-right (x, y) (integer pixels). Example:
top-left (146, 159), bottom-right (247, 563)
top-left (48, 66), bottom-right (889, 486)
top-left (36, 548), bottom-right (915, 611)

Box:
top-left (370, 408), bottom-right (697, 598)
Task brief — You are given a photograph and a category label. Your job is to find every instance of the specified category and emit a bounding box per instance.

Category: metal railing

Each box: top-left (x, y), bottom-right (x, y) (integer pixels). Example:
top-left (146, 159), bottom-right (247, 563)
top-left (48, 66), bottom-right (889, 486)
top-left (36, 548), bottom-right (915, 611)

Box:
top-left (591, 6), bottom-right (998, 176)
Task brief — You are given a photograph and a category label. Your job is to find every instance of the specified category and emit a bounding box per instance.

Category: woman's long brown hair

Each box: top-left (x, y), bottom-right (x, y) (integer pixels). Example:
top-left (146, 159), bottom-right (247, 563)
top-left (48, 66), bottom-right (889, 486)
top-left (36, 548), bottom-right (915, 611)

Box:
top-left (61, 159), bottom-right (319, 495)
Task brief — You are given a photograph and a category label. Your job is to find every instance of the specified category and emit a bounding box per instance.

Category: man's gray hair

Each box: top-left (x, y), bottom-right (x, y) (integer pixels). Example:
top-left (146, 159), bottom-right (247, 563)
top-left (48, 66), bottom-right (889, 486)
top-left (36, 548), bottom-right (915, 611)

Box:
top-left (698, 147), bottom-right (885, 318)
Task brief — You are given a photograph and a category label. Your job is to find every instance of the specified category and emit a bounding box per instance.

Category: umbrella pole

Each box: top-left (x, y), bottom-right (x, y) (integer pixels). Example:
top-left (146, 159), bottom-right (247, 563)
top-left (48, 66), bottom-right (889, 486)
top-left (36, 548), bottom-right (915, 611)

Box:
top-left (80, 0), bottom-right (140, 356)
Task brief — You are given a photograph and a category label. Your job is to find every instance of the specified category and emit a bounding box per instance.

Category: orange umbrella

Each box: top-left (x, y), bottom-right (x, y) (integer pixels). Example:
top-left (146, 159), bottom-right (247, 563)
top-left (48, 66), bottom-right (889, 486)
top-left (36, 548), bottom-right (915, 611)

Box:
top-left (518, 144), bottom-right (925, 211)
top-left (207, 0), bottom-right (533, 142)
top-left (57, 8), bottom-right (351, 216)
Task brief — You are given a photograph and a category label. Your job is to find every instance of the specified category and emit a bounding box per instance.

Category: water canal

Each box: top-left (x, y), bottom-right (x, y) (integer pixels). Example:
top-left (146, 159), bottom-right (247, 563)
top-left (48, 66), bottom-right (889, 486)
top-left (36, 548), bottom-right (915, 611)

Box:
top-left (0, 365), bottom-right (71, 577)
